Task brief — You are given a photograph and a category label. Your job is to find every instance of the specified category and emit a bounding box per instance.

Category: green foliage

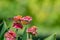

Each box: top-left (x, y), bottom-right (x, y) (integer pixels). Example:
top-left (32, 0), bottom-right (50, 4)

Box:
top-left (44, 34), bottom-right (56, 40)
top-left (0, 21), bottom-right (57, 40)
top-left (0, 20), bottom-right (10, 40)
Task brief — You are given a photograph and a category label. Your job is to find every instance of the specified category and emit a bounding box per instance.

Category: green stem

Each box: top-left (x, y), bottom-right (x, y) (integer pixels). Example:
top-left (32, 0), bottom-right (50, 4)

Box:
top-left (16, 29), bottom-right (18, 40)
top-left (4, 37), bottom-right (5, 40)
top-left (30, 34), bottom-right (32, 40)
top-left (26, 25), bottom-right (29, 40)
top-left (27, 33), bottom-right (29, 40)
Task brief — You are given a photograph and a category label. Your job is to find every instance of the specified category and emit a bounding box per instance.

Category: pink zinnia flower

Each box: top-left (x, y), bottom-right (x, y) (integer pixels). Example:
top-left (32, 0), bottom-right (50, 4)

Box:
top-left (21, 16), bottom-right (32, 22)
top-left (21, 16), bottom-right (32, 25)
top-left (4, 30), bottom-right (16, 40)
top-left (13, 15), bottom-right (22, 21)
top-left (27, 26), bottom-right (37, 35)
top-left (13, 22), bottom-right (23, 29)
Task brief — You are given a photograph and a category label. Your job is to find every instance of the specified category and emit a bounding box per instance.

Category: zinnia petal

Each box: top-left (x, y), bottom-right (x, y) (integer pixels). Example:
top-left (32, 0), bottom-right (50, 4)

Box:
top-left (13, 15), bottom-right (22, 21)
top-left (4, 30), bottom-right (16, 40)
top-left (21, 16), bottom-right (32, 25)
top-left (13, 22), bottom-right (23, 29)
top-left (27, 26), bottom-right (37, 35)
top-left (21, 16), bottom-right (32, 22)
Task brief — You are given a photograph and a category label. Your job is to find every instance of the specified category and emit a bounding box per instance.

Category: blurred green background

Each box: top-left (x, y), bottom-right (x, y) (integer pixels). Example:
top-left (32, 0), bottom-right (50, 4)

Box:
top-left (0, 0), bottom-right (60, 38)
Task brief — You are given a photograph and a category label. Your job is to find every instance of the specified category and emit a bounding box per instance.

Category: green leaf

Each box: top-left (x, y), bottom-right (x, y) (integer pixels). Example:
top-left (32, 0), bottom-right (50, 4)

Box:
top-left (0, 20), bottom-right (10, 40)
top-left (44, 34), bottom-right (56, 40)
top-left (22, 27), bottom-right (27, 40)
top-left (0, 22), bottom-right (3, 32)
